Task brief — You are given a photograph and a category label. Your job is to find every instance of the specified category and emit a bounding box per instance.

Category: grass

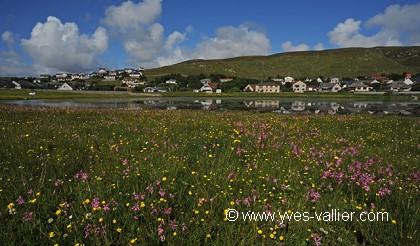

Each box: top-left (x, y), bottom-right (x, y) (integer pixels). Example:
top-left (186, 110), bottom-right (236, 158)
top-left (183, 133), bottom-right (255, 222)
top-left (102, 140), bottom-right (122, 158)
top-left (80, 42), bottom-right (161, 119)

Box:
top-left (0, 105), bottom-right (419, 245)
top-left (146, 46), bottom-right (420, 79)
top-left (0, 88), bottom-right (414, 101)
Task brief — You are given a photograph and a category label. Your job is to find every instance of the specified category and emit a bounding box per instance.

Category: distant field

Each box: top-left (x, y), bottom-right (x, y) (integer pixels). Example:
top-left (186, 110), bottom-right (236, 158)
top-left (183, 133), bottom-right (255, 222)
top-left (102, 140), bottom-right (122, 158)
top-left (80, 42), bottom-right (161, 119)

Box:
top-left (0, 105), bottom-right (418, 245)
top-left (0, 88), bottom-right (414, 101)
top-left (146, 46), bottom-right (420, 79)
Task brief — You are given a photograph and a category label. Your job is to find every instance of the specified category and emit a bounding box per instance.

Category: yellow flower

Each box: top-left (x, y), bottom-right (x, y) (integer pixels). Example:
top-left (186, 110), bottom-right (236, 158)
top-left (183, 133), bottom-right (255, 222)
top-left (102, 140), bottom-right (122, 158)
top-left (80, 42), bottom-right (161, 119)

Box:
top-left (173, 232), bottom-right (177, 236)
top-left (279, 235), bottom-right (284, 240)
top-left (116, 228), bottom-right (122, 233)
top-left (99, 217), bottom-right (104, 223)
top-left (130, 238), bottom-right (138, 244)
top-left (392, 220), bottom-right (396, 224)
top-left (112, 219), bottom-right (117, 224)
top-left (49, 231), bottom-right (55, 238)
top-left (257, 229), bottom-right (263, 235)
top-left (29, 198), bottom-right (36, 203)
top-left (55, 209), bottom-right (62, 215)
top-left (7, 203), bottom-right (14, 210)
top-left (162, 177), bottom-right (167, 181)
top-left (229, 201), bottom-right (235, 206)
top-left (82, 199), bottom-right (90, 205)
top-left (140, 202), bottom-right (145, 208)
top-left (67, 224), bottom-right (72, 229)
top-left (206, 234), bottom-right (211, 238)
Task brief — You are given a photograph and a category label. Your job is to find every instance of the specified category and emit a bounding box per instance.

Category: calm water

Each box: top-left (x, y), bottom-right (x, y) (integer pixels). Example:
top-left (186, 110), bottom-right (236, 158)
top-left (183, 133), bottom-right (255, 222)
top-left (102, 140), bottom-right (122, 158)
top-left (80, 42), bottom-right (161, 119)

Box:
top-left (2, 97), bottom-right (420, 116)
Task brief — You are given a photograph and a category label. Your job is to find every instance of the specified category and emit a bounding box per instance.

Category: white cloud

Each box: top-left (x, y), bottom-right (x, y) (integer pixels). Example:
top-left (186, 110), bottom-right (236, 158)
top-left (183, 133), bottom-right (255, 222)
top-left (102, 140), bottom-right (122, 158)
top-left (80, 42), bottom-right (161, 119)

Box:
top-left (192, 25), bottom-right (271, 59)
top-left (2, 31), bottom-right (16, 48)
top-left (155, 25), bottom-right (271, 67)
top-left (102, 0), bottom-right (271, 67)
top-left (102, 0), bottom-right (162, 31)
top-left (21, 16), bottom-right (108, 73)
top-left (314, 43), bottom-right (324, 51)
top-left (366, 3), bottom-right (420, 45)
top-left (281, 41), bottom-right (325, 52)
top-left (102, 0), bottom-right (164, 65)
top-left (0, 50), bottom-right (35, 76)
top-left (328, 3), bottom-right (420, 48)
top-left (281, 41), bottom-right (309, 52)
top-left (328, 18), bottom-right (401, 48)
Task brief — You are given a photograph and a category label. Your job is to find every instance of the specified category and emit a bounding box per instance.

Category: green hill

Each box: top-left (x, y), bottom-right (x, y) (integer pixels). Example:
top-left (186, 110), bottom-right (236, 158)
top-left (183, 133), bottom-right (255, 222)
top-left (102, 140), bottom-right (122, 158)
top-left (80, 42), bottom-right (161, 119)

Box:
top-left (146, 46), bottom-right (420, 79)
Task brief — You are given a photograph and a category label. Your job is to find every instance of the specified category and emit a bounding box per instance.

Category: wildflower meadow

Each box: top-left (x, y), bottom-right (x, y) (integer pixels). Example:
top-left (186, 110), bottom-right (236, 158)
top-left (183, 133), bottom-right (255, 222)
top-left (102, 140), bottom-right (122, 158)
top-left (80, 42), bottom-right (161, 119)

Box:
top-left (0, 105), bottom-right (419, 245)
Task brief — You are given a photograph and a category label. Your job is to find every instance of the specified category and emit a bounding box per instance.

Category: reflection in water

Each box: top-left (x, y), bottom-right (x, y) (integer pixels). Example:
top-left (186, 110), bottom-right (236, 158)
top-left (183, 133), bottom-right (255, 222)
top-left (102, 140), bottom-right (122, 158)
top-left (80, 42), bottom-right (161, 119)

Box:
top-left (3, 98), bottom-right (420, 116)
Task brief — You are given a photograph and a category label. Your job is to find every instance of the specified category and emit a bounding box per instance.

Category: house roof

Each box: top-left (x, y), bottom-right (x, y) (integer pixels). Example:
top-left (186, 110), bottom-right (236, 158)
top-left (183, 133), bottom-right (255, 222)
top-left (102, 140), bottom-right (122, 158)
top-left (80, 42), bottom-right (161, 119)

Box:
top-left (257, 82), bottom-right (279, 86)
top-left (246, 84), bottom-right (257, 90)
top-left (319, 83), bottom-right (338, 89)
top-left (348, 81), bottom-right (369, 88)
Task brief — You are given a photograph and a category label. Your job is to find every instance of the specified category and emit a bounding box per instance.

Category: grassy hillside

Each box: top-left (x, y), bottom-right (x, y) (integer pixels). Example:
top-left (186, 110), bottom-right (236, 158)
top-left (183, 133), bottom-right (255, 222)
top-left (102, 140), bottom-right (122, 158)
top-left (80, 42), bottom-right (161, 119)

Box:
top-left (146, 46), bottom-right (420, 79)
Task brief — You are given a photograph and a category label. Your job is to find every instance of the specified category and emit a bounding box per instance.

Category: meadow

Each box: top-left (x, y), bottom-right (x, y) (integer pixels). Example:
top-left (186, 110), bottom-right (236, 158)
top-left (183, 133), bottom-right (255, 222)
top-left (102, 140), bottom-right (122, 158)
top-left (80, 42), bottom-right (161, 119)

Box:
top-left (0, 105), bottom-right (419, 245)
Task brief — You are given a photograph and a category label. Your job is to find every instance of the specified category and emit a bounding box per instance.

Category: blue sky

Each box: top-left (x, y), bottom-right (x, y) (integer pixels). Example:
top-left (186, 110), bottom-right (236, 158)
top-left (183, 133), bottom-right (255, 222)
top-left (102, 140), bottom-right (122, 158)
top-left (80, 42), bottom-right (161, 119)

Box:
top-left (1, 0), bottom-right (420, 76)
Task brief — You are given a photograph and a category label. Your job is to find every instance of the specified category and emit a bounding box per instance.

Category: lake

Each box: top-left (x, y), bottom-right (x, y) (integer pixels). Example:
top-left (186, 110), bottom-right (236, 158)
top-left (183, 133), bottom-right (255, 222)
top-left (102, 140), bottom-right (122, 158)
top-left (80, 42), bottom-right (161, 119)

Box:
top-left (2, 97), bottom-right (420, 116)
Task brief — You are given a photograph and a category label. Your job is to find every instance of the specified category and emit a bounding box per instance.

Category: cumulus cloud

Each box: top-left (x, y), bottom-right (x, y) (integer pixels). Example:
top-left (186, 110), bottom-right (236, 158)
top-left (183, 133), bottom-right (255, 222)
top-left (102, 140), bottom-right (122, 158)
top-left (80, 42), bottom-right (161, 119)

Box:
top-left (328, 3), bottom-right (420, 48)
top-left (328, 18), bottom-right (401, 47)
top-left (2, 31), bottom-right (16, 48)
top-left (102, 0), bottom-right (164, 65)
top-left (280, 41), bottom-right (325, 52)
top-left (0, 50), bottom-right (35, 76)
top-left (366, 3), bottom-right (420, 45)
top-left (102, 0), bottom-right (162, 30)
top-left (102, 0), bottom-right (271, 67)
top-left (191, 25), bottom-right (271, 60)
top-left (314, 43), bottom-right (324, 51)
top-left (281, 41), bottom-right (309, 52)
top-left (21, 16), bottom-right (108, 73)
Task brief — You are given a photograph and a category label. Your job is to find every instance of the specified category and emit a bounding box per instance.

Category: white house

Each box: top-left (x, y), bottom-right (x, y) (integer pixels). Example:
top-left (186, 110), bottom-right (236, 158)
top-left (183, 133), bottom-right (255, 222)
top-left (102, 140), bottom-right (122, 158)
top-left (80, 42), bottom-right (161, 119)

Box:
top-left (292, 81), bottom-right (307, 93)
top-left (98, 68), bottom-right (107, 74)
top-left (129, 72), bottom-right (142, 79)
top-left (284, 76), bottom-right (294, 83)
top-left (104, 75), bottom-right (117, 80)
top-left (243, 84), bottom-right (256, 92)
top-left (166, 79), bottom-right (177, 84)
top-left (57, 83), bottom-right (73, 91)
top-left (404, 77), bottom-right (414, 85)
top-left (347, 81), bottom-right (373, 92)
top-left (255, 83), bottom-right (280, 93)
top-left (12, 81), bottom-right (21, 89)
top-left (124, 68), bottom-right (134, 74)
top-left (330, 77), bottom-right (340, 83)
top-left (319, 83), bottom-right (342, 92)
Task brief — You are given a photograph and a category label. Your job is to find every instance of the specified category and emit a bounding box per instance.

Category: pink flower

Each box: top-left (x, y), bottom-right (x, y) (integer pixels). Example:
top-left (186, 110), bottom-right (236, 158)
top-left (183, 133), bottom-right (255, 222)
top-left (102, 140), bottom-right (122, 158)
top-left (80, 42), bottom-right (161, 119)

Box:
top-left (23, 212), bottom-right (33, 221)
top-left (16, 196), bottom-right (25, 205)
top-left (91, 197), bottom-right (100, 209)
top-left (132, 204), bottom-right (140, 211)
top-left (158, 188), bottom-right (166, 197)
top-left (102, 204), bottom-right (110, 211)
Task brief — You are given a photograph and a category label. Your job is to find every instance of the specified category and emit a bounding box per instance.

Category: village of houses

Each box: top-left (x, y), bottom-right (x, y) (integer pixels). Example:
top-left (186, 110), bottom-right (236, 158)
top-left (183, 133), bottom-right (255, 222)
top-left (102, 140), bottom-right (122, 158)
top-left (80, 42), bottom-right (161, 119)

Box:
top-left (1, 66), bottom-right (419, 94)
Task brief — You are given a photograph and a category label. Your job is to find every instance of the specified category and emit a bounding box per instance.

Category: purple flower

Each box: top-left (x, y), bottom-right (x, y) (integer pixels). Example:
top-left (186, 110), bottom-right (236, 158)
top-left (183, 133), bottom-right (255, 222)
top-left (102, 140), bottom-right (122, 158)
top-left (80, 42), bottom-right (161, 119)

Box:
top-left (16, 196), bottom-right (25, 205)
top-left (306, 189), bottom-right (321, 203)
top-left (158, 188), bottom-right (166, 197)
top-left (169, 220), bottom-right (178, 231)
top-left (23, 212), bottom-right (33, 221)
top-left (91, 197), bottom-right (100, 209)
top-left (132, 203), bottom-right (140, 211)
